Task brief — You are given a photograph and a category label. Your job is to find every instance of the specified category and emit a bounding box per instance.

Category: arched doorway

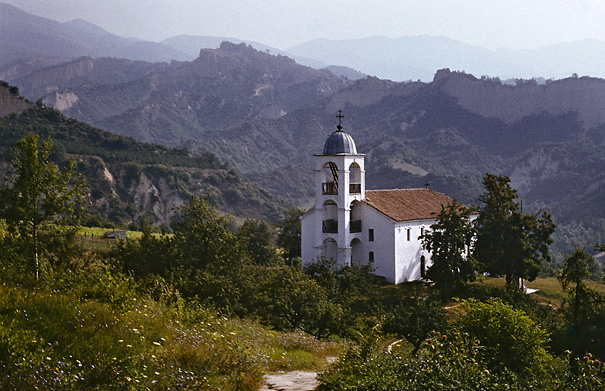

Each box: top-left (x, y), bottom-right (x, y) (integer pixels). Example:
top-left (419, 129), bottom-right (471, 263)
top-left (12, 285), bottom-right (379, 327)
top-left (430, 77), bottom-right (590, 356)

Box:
top-left (351, 238), bottom-right (362, 265)
top-left (323, 238), bottom-right (338, 262)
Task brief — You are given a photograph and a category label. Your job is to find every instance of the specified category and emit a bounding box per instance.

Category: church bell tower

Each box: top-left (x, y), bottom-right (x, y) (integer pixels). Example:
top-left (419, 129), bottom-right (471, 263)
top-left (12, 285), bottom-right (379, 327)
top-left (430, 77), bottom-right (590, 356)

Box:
top-left (311, 112), bottom-right (365, 266)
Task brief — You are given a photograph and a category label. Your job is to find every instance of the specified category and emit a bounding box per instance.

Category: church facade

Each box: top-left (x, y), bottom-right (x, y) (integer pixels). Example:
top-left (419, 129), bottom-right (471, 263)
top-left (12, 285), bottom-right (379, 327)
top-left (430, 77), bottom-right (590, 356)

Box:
top-left (300, 119), bottom-right (458, 284)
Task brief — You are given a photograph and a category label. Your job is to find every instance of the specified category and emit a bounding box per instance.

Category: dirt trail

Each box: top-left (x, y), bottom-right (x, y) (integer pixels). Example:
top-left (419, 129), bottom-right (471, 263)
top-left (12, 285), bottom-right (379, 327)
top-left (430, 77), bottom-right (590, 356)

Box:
top-left (259, 357), bottom-right (336, 391)
top-left (259, 370), bottom-right (319, 391)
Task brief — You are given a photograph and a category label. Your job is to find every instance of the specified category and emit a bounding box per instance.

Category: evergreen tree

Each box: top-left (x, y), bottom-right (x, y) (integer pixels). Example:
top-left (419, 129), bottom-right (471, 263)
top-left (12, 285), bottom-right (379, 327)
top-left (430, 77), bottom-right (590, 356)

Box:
top-left (237, 218), bottom-right (282, 266)
top-left (474, 174), bottom-right (556, 288)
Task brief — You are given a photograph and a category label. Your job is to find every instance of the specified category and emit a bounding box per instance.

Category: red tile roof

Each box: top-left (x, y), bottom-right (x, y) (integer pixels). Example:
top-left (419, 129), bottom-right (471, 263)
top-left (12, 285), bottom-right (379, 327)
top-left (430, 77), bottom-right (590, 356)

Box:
top-left (363, 189), bottom-right (456, 221)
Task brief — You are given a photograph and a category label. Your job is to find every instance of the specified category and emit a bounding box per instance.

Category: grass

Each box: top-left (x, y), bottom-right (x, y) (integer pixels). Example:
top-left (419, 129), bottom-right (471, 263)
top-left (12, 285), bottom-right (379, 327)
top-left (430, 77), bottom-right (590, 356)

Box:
top-left (0, 283), bottom-right (341, 390)
top-left (76, 226), bottom-right (169, 254)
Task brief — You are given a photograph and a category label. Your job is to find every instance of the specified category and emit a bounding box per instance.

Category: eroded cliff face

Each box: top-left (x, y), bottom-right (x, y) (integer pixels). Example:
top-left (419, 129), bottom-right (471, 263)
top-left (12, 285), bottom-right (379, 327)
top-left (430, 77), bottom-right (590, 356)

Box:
top-left (434, 69), bottom-right (605, 129)
top-left (0, 86), bottom-right (33, 116)
top-left (129, 172), bottom-right (184, 226)
top-left (509, 149), bottom-right (560, 193)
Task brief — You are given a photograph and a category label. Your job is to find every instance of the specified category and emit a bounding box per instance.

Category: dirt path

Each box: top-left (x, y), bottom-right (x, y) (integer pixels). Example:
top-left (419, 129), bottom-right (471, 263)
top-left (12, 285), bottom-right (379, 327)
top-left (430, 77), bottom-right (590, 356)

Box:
top-left (259, 370), bottom-right (319, 391)
top-left (259, 357), bottom-right (336, 391)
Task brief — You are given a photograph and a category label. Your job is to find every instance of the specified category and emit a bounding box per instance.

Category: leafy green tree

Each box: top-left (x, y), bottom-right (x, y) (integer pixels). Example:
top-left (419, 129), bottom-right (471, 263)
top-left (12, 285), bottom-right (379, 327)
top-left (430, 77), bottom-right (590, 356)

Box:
top-left (237, 218), bottom-right (282, 266)
top-left (475, 173), bottom-right (556, 288)
top-left (304, 257), bottom-right (379, 304)
top-left (0, 134), bottom-right (86, 281)
top-left (277, 208), bottom-right (304, 266)
top-left (256, 267), bottom-right (333, 334)
top-left (454, 298), bottom-right (552, 376)
top-left (382, 297), bottom-right (447, 353)
top-left (171, 196), bottom-right (242, 270)
top-left (558, 248), bottom-right (605, 363)
top-left (110, 229), bottom-right (176, 277)
top-left (422, 200), bottom-right (477, 300)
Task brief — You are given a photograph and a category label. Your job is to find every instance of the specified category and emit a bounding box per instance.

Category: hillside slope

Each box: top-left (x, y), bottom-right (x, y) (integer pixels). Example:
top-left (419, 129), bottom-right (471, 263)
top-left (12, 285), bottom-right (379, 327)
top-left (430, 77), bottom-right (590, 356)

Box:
top-left (6, 42), bottom-right (351, 147)
top-left (0, 86), bottom-right (291, 226)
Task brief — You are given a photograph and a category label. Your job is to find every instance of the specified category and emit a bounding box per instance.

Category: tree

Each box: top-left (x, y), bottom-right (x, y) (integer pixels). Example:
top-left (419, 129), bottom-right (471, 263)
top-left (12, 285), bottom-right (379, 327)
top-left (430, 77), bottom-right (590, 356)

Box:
top-left (0, 134), bottom-right (86, 281)
top-left (237, 218), bottom-right (282, 266)
top-left (422, 200), bottom-right (477, 300)
top-left (382, 297), bottom-right (447, 353)
top-left (277, 208), bottom-right (304, 266)
top-left (171, 196), bottom-right (241, 270)
top-left (474, 174), bottom-right (556, 288)
top-left (454, 298), bottom-right (552, 376)
top-left (558, 248), bottom-right (605, 364)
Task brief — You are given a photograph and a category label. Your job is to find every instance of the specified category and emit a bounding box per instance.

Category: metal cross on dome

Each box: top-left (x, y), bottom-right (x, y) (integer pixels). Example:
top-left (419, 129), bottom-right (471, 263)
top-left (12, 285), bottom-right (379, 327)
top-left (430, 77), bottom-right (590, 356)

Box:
top-left (336, 110), bottom-right (344, 131)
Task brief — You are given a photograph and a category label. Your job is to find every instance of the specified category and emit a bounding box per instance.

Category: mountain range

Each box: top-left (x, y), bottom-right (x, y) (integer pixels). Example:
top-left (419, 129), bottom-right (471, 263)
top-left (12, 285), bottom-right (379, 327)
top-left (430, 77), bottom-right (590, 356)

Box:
top-left (4, 2), bottom-right (605, 82)
top-left (2, 3), bottom-right (605, 257)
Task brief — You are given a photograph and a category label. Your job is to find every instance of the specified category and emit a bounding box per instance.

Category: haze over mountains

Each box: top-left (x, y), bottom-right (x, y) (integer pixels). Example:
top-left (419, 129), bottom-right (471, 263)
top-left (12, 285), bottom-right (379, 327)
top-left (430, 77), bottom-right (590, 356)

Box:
top-left (1, 2), bottom-right (605, 257)
top-left (3, 2), bottom-right (605, 82)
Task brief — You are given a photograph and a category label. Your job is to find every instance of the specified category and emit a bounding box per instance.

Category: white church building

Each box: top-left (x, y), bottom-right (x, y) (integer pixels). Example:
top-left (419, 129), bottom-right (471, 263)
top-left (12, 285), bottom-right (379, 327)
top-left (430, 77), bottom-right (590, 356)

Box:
top-left (300, 117), bottom-right (459, 284)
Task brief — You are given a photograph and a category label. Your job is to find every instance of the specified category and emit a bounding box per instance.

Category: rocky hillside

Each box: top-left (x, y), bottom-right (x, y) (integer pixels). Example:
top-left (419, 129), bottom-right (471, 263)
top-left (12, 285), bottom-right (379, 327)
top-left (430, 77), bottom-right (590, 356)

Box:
top-left (0, 86), bottom-right (292, 227)
top-left (0, 81), bottom-right (33, 116)
top-left (196, 69), bottom-right (605, 256)
top-left (4, 42), bottom-right (351, 147)
top-left (4, 43), bottom-right (605, 255)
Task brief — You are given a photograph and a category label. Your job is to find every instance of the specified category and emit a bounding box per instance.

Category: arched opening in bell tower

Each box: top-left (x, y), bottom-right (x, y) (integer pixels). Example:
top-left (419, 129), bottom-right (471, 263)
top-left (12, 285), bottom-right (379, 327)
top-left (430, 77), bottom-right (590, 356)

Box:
top-left (350, 201), bottom-right (362, 233)
top-left (349, 162), bottom-right (361, 194)
top-left (322, 200), bottom-right (338, 233)
top-left (322, 162), bottom-right (339, 195)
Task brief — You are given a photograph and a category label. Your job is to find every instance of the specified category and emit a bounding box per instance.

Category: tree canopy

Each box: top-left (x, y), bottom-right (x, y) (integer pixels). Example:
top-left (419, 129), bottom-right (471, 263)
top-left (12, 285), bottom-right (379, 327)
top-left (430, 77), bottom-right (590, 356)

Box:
top-left (422, 200), bottom-right (477, 300)
top-left (0, 133), bottom-right (86, 281)
top-left (474, 174), bottom-right (556, 288)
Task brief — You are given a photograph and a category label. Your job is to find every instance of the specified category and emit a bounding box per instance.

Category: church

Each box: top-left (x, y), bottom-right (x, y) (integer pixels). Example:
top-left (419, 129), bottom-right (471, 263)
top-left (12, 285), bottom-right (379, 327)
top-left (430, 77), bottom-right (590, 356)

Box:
top-left (300, 115), bottom-right (459, 284)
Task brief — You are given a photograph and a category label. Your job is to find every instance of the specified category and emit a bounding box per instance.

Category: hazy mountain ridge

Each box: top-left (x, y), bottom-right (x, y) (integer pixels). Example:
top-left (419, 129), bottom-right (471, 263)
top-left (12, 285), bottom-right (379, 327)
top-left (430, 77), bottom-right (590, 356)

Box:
top-left (5, 42), bottom-right (352, 146)
top-left (0, 3), bottom-right (189, 67)
top-left (286, 35), bottom-right (605, 81)
top-left (6, 3), bottom-right (605, 83)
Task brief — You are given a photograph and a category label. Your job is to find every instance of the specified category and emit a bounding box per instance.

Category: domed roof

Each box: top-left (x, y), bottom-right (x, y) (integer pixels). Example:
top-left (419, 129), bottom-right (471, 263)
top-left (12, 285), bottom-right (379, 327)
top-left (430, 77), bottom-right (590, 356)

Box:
top-left (322, 121), bottom-right (357, 155)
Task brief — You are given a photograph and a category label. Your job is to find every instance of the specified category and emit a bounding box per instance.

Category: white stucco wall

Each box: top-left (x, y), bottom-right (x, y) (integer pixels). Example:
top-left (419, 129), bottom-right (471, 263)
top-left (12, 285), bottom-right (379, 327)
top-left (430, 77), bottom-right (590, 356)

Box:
top-left (394, 220), bottom-right (435, 284)
top-left (359, 205), bottom-right (397, 283)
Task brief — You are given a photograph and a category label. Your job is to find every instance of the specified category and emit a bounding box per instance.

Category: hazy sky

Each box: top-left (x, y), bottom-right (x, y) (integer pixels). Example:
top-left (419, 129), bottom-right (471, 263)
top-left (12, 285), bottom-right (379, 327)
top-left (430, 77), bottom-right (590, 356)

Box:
top-left (4, 0), bottom-right (605, 50)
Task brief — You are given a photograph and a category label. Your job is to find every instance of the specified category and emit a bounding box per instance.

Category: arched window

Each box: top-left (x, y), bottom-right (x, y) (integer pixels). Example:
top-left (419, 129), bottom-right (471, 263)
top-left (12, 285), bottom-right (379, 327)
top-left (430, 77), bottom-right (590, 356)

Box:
top-left (420, 255), bottom-right (426, 278)
top-left (349, 162), bottom-right (361, 194)
top-left (350, 201), bottom-right (362, 233)
top-left (322, 200), bottom-right (338, 233)
top-left (369, 251), bottom-right (374, 263)
top-left (322, 162), bottom-right (338, 195)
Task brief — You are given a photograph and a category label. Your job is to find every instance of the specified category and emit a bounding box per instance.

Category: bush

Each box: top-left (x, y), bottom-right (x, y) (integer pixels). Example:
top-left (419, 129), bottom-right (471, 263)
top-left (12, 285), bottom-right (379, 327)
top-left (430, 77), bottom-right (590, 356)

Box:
top-left (453, 298), bottom-right (552, 376)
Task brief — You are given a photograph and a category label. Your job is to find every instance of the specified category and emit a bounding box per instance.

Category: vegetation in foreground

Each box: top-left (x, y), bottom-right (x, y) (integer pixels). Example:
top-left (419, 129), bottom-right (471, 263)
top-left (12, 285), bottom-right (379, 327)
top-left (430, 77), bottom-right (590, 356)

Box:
top-left (0, 282), bottom-right (339, 390)
top-left (0, 133), bottom-right (604, 390)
